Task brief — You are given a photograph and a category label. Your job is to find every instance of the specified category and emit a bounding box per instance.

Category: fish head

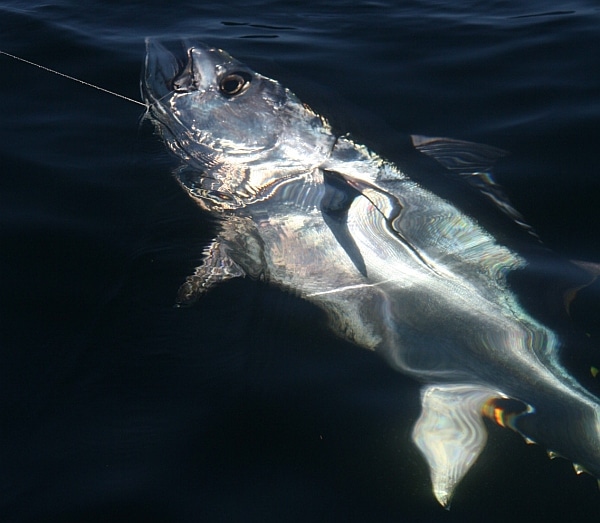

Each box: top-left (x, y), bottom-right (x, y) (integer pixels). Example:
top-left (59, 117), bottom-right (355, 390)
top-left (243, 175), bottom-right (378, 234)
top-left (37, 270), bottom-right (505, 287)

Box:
top-left (142, 39), bottom-right (335, 209)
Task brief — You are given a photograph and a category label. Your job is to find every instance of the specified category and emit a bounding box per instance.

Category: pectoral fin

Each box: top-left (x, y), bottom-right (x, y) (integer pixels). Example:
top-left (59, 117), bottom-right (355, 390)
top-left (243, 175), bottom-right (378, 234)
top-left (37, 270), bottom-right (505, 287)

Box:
top-left (324, 170), bottom-right (449, 278)
top-left (321, 170), bottom-right (368, 277)
top-left (411, 384), bottom-right (505, 508)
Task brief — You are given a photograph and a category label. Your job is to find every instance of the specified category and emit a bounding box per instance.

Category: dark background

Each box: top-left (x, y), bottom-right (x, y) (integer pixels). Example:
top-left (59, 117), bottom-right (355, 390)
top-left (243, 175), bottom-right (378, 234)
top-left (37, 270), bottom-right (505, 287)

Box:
top-left (1, 1), bottom-right (600, 521)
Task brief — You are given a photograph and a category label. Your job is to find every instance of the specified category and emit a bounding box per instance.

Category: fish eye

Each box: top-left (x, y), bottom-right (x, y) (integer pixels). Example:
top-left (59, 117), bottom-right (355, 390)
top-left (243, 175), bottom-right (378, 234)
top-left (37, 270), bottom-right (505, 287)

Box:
top-left (219, 72), bottom-right (251, 96)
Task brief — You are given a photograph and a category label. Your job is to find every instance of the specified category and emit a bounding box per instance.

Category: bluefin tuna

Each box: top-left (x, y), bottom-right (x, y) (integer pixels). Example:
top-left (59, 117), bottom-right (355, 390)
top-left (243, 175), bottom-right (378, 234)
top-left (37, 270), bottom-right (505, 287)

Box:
top-left (141, 39), bottom-right (600, 507)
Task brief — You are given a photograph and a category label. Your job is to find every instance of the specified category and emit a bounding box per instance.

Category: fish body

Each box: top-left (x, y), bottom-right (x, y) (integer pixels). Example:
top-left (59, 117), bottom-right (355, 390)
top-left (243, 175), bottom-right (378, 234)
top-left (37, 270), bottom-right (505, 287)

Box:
top-left (142, 40), bottom-right (600, 506)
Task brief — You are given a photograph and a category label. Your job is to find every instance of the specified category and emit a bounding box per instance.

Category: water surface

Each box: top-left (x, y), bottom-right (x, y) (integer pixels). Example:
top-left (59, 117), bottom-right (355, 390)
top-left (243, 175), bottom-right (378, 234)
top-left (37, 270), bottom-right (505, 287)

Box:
top-left (1, 1), bottom-right (600, 521)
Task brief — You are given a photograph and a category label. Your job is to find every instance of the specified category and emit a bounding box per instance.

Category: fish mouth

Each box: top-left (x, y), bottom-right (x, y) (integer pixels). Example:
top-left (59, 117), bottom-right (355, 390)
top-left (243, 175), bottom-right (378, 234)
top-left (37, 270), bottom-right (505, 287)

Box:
top-left (142, 38), bottom-right (197, 107)
top-left (143, 38), bottom-right (210, 104)
top-left (142, 38), bottom-right (176, 105)
top-left (141, 38), bottom-right (216, 172)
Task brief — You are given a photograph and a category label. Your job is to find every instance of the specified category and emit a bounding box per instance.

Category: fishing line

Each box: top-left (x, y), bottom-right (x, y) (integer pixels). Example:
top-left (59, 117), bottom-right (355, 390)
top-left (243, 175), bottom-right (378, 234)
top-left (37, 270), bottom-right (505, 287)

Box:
top-left (0, 49), bottom-right (146, 107)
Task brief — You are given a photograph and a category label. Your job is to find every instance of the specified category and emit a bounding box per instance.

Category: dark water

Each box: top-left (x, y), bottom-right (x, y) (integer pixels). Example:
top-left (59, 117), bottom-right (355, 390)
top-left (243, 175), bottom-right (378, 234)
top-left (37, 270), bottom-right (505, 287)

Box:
top-left (2, 1), bottom-right (600, 521)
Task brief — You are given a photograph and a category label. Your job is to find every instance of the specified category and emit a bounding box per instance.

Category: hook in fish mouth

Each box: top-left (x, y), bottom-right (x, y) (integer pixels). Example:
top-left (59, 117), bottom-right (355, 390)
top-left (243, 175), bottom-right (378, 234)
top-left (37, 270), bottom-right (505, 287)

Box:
top-left (142, 39), bottom-right (173, 103)
top-left (142, 38), bottom-right (200, 105)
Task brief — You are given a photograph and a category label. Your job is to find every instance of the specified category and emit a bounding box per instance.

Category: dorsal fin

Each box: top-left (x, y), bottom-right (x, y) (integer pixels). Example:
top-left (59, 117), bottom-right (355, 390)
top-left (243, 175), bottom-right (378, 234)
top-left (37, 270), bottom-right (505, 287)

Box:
top-left (411, 134), bottom-right (508, 174)
top-left (411, 135), bottom-right (539, 239)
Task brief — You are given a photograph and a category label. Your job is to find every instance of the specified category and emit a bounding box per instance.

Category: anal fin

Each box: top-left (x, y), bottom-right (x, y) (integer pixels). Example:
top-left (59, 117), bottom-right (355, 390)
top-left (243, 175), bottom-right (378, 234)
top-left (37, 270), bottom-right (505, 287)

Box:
top-left (411, 384), bottom-right (504, 508)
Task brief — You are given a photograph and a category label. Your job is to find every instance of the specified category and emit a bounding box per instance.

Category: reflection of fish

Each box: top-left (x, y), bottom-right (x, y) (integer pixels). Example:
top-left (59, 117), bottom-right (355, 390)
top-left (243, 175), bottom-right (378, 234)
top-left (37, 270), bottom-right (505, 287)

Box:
top-left (142, 39), bottom-right (600, 507)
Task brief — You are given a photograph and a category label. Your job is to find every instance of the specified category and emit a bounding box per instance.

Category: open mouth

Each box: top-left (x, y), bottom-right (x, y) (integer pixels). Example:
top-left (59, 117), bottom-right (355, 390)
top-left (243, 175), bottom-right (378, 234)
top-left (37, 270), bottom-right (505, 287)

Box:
top-left (142, 39), bottom-right (190, 105)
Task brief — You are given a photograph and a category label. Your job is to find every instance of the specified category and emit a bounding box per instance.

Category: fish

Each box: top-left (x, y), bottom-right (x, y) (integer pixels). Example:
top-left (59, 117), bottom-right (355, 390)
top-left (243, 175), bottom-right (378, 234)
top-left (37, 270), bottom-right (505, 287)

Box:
top-left (141, 39), bottom-right (600, 507)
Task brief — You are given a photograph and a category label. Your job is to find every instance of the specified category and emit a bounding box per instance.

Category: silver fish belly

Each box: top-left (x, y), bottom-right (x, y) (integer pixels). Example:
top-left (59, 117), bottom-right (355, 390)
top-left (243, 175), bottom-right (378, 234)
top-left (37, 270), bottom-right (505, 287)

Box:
top-left (142, 39), bottom-right (600, 506)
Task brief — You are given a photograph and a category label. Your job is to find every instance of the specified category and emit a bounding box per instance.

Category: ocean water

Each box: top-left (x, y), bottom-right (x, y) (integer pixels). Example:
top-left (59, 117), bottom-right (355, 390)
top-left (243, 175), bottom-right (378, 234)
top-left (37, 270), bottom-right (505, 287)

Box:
top-left (1, 1), bottom-right (600, 521)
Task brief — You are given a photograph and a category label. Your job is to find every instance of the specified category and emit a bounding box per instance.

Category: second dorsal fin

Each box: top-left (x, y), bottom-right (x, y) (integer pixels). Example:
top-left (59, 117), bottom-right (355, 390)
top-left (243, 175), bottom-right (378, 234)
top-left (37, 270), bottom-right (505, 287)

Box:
top-left (411, 135), bottom-right (538, 239)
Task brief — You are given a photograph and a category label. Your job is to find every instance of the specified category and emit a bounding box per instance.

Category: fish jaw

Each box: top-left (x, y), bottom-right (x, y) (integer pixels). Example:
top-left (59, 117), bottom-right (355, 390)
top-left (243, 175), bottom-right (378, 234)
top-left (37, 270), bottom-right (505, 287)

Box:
top-left (142, 39), bottom-right (179, 107)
